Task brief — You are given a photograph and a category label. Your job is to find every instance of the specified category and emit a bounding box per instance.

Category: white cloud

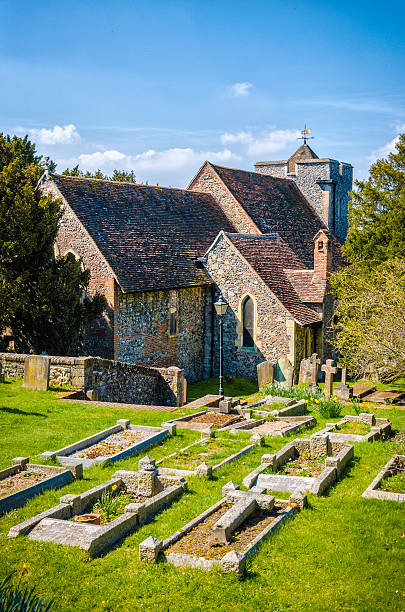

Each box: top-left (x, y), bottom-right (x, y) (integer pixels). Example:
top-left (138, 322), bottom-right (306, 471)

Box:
top-left (21, 124), bottom-right (80, 145)
top-left (228, 82), bottom-right (252, 97)
top-left (74, 146), bottom-right (239, 186)
top-left (221, 128), bottom-right (299, 156)
top-left (368, 123), bottom-right (405, 162)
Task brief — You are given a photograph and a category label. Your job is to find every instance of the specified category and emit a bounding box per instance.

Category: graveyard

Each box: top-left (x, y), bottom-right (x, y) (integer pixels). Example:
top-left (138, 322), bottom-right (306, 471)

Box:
top-left (0, 370), bottom-right (404, 611)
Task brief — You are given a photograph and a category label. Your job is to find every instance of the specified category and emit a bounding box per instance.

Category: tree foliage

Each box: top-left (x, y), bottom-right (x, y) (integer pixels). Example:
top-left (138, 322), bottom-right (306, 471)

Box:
top-left (0, 134), bottom-right (106, 355)
top-left (62, 165), bottom-right (136, 183)
top-left (331, 134), bottom-right (405, 380)
top-left (343, 133), bottom-right (405, 266)
top-left (330, 258), bottom-right (405, 381)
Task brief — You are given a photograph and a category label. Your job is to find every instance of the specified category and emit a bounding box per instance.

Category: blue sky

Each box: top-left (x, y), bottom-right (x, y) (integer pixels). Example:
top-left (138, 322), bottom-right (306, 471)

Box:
top-left (1, 0), bottom-right (404, 186)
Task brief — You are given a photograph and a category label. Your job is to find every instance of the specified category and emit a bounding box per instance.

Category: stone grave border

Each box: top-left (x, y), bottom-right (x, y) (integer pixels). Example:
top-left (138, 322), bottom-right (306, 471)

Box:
top-left (362, 454), bottom-right (405, 502)
top-left (8, 467), bottom-right (187, 556)
top-left (139, 484), bottom-right (302, 574)
top-left (229, 415), bottom-right (316, 437)
top-left (0, 457), bottom-right (82, 516)
top-left (40, 419), bottom-right (174, 468)
top-left (242, 435), bottom-right (354, 496)
top-left (154, 434), bottom-right (256, 479)
top-left (315, 413), bottom-right (391, 443)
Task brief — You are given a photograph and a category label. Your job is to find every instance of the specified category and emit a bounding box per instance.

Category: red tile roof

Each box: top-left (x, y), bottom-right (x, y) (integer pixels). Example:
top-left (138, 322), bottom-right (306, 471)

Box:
top-left (51, 174), bottom-right (236, 293)
top-left (224, 234), bottom-right (322, 326)
top-left (209, 163), bottom-right (343, 269)
top-left (284, 270), bottom-right (326, 303)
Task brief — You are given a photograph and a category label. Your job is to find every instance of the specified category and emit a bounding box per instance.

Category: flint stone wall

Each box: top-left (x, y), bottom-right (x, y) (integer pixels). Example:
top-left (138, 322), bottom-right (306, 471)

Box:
top-left (0, 353), bottom-right (184, 407)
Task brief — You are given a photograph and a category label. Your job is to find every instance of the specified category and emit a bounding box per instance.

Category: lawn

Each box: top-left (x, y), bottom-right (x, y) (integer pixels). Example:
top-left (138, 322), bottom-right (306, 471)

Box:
top-left (0, 379), bottom-right (404, 612)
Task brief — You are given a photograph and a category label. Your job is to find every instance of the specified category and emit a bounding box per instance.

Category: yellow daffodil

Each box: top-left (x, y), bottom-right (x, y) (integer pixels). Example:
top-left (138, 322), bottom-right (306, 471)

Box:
top-left (112, 484), bottom-right (118, 491)
top-left (21, 562), bottom-right (30, 574)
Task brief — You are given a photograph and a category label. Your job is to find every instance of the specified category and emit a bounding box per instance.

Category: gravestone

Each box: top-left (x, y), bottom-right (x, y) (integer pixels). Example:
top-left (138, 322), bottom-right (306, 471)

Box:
top-left (275, 356), bottom-right (293, 388)
top-left (298, 353), bottom-right (320, 386)
top-left (0, 363), bottom-right (4, 383)
top-left (334, 364), bottom-right (352, 399)
top-left (23, 356), bottom-right (50, 391)
top-left (257, 361), bottom-right (273, 388)
top-left (321, 359), bottom-right (338, 398)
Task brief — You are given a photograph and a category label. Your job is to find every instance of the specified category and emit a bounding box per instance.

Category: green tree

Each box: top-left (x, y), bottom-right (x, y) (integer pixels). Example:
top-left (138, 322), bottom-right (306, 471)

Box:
top-left (62, 166), bottom-right (136, 183)
top-left (331, 134), bottom-right (405, 380)
top-left (343, 133), bottom-right (405, 266)
top-left (0, 133), bottom-right (106, 354)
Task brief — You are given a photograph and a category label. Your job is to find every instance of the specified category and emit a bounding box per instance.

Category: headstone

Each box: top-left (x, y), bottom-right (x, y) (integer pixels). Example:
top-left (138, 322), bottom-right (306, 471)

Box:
top-left (257, 361), bottom-right (273, 388)
top-left (275, 355), bottom-right (293, 388)
top-left (299, 353), bottom-right (321, 385)
top-left (218, 399), bottom-right (233, 414)
top-left (321, 359), bottom-right (338, 398)
top-left (23, 355), bottom-right (50, 391)
top-left (338, 365), bottom-right (347, 385)
top-left (0, 363), bottom-right (4, 383)
top-left (333, 383), bottom-right (353, 400)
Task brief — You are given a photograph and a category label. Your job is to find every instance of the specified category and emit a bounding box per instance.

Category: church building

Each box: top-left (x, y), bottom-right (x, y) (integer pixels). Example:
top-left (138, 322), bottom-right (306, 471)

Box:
top-left (40, 142), bottom-right (352, 384)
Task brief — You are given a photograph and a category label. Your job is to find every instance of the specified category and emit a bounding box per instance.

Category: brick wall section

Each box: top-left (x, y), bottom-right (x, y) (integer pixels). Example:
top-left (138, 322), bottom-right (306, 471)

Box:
top-left (204, 234), bottom-right (295, 380)
top-left (116, 286), bottom-right (211, 383)
top-left (42, 181), bottom-right (117, 359)
top-left (189, 163), bottom-right (261, 234)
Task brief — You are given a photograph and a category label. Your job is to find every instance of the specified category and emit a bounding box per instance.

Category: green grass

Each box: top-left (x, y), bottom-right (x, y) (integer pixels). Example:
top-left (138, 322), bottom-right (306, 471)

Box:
top-left (159, 438), bottom-right (248, 470)
top-left (380, 472), bottom-right (405, 494)
top-left (187, 376), bottom-right (258, 402)
top-left (0, 379), bottom-right (404, 611)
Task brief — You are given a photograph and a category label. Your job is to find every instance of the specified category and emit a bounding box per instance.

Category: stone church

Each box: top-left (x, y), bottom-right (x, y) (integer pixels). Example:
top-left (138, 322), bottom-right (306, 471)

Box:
top-left (40, 143), bottom-right (352, 384)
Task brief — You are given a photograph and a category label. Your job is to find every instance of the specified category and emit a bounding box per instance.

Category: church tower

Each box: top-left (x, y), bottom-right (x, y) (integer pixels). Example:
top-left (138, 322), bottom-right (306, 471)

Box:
top-left (254, 133), bottom-right (353, 242)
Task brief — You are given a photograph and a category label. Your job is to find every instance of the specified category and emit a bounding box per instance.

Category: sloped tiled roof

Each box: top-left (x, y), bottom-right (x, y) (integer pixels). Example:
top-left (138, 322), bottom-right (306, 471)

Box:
top-left (209, 163), bottom-right (343, 269)
top-left (287, 144), bottom-right (318, 172)
top-left (224, 234), bottom-right (321, 326)
top-left (51, 174), bottom-right (236, 293)
top-left (284, 269), bottom-right (326, 303)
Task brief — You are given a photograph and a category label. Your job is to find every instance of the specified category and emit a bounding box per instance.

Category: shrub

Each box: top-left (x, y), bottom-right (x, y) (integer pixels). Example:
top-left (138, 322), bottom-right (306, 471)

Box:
top-left (311, 396), bottom-right (343, 419)
top-left (0, 573), bottom-right (54, 612)
top-left (261, 382), bottom-right (316, 401)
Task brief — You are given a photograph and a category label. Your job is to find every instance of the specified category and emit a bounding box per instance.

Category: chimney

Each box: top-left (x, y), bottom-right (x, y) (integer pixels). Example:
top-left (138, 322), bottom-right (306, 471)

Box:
top-left (313, 230), bottom-right (332, 282)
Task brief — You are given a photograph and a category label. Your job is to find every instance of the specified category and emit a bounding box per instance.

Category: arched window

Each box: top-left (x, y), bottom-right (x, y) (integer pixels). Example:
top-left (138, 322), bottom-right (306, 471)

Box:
top-left (242, 296), bottom-right (254, 348)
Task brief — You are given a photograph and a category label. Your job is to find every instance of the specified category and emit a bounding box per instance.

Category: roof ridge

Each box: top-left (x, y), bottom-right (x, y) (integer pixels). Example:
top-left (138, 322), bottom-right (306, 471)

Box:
top-left (54, 173), bottom-right (200, 195)
top-left (210, 162), bottom-right (294, 184)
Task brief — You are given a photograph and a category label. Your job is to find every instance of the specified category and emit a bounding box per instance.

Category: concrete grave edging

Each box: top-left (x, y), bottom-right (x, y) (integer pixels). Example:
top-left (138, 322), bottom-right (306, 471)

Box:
top-left (41, 420), bottom-right (172, 468)
top-left (0, 458), bottom-right (82, 516)
top-left (315, 414), bottom-right (391, 443)
top-left (140, 495), bottom-right (297, 573)
top-left (362, 454), bottom-right (405, 502)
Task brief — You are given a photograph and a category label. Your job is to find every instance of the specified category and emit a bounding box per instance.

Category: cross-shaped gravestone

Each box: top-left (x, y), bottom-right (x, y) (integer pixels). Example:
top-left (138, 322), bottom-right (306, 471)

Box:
top-left (321, 359), bottom-right (338, 397)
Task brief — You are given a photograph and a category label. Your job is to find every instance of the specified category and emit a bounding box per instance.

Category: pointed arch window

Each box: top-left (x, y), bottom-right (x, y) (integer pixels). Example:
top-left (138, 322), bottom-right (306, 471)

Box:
top-left (168, 291), bottom-right (178, 337)
top-left (242, 296), bottom-right (255, 348)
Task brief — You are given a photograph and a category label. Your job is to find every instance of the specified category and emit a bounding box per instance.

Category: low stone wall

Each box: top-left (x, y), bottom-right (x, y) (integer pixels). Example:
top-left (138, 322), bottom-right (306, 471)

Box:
top-left (0, 353), bottom-right (185, 407)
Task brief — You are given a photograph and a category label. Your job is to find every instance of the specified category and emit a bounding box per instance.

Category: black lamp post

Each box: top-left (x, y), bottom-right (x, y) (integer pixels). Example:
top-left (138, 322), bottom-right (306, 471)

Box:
top-left (214, 293), bottom-right (228, 397)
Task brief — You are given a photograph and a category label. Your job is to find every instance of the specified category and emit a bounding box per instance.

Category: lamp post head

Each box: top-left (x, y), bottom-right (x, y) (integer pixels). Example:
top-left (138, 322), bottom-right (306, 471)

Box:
top-left (214, 293), bottom-right (228, 317)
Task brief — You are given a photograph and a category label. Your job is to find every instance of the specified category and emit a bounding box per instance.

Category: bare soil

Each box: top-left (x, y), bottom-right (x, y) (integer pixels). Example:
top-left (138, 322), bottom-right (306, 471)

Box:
top-left (167, 501), bottom-right (288, 560)
top-left (72, 430), bottom-right (146, 459)
top-left (189, 413), bottom-right (243, 427)
top-left (0, 469), bottom-right (49, 498)
top-left (248, 419), bottom-right (297, 434)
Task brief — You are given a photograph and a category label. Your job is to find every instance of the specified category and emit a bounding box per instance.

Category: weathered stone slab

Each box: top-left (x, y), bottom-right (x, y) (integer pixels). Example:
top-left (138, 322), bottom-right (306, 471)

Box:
top-left (298, 353), bottom-right (320, 386)
top-left (23, 355), bottom-right (50, 391)
top-left (211, 497), bottom-right (257, 544)
top-left (361, 389), bottom-right (405, 404)
top-left (352, 383), bottom-right (376, 399)
top-left (257, 361), bottom-right (273, 388)
top-left (333, 383), bottom-right (353, 400)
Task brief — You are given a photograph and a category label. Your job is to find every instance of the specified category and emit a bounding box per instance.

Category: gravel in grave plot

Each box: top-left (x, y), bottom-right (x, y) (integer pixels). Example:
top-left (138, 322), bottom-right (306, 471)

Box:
top-left (188, 413), bottom-right (243, 428)
top-left (166, 501), bottom-right (287, 560)
top-left (72, 430), bottom-right (147, 460)
top-left (248, 419), bottom-right (298, 435)
top-left (278, 452), bottom-right (327, 477)
top-left (0, 469), bottom-right (49, 498)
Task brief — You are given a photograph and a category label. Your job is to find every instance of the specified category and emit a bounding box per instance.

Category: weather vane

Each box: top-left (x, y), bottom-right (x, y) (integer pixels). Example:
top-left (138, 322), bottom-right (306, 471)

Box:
top-left (297, 125), bottom-right (314, 145)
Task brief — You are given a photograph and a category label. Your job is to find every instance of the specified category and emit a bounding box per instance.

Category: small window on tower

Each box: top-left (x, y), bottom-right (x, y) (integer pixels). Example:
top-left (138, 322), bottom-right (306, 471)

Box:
top-left (318, 241), bottom-right (324, 252)
top-left (169, 292), bottom-right (178, 336)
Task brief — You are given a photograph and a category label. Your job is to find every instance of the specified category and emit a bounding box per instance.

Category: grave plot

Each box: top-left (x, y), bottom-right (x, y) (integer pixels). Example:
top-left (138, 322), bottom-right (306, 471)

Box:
top-left (231, 415), bottom-right (316, 437)
top-left (139, 482), bottom-right (304, 574)
top-left (362, 454), bottom-right (405, 502)
top-left (40, 419), bottom-right (174, 468)
top-left (166, 409), bottom-right (245, 432)
top-left (155, 433), bottom-right (256, 479)
top-left (0, 457), bottom-right (82, 516)
top-left (8, 457), bottom-right (187, 556)
top-left (316, 413), bottom-right (391, 443)
top-left (243, 434), bottom-right (354, 496)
